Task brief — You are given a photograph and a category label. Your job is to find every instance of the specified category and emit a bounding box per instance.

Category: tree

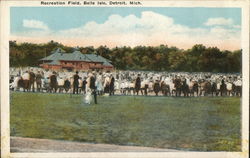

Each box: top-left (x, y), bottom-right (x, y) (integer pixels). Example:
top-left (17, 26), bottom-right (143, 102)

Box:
top-left (9, 41), bottom-right (242, 73)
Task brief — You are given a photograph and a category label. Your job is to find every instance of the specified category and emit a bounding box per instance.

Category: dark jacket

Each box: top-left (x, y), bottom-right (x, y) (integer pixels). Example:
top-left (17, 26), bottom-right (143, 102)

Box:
top-left (50, 75), bottom-right (57, 86)
top-left (73, 74), bottom-right (80, 85)
top-left (135, 77), bottom-right (141, 90)
top-left (90, 76), bottom-right (96, 89)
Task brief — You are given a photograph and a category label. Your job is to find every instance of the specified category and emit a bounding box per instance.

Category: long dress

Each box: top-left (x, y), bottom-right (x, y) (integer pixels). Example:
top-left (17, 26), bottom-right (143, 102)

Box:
top-left (85, 76), bottom-right (92, 104)
top-left (85, 88), bottom-right (92, 104)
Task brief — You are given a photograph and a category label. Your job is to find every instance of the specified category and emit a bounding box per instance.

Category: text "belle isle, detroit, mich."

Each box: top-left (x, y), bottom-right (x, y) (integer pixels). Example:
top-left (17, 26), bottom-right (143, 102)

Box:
top-left (41, 1), bottom-right (142, 5)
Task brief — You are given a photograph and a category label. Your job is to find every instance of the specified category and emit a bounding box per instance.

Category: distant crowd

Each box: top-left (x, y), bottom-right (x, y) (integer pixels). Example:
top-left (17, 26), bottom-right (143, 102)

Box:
top-left (10, 67), bottom-right (242, 98)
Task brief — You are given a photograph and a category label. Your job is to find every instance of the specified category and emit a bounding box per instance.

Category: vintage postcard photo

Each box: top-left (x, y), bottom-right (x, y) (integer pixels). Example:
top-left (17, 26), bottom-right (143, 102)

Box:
top-left (1, 0), bottom-right (249, 158)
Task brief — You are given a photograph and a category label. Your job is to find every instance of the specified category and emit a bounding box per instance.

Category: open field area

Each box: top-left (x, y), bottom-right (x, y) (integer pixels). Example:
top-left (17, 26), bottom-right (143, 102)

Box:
top-left (10, 92), bottom-right (241, 151)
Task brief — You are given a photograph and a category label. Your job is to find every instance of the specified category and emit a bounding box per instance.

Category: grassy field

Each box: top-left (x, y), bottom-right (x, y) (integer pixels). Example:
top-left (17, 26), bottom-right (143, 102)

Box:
top-left (10, 92), bottom-right (241, 151)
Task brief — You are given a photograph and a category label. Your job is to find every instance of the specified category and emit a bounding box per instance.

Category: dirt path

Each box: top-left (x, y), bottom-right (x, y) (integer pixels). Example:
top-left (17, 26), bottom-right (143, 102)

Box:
top-left (11, 137), bottom-right (179, 152)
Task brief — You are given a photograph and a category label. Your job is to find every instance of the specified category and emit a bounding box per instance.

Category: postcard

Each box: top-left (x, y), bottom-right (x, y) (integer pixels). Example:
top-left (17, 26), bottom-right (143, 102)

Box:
top-left (1, 0), bottom-right (249, 158)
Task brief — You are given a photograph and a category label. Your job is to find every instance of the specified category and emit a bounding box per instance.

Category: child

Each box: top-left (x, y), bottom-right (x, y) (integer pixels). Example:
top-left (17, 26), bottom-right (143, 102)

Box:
top-left (85, 88), bottom-right (92, 104)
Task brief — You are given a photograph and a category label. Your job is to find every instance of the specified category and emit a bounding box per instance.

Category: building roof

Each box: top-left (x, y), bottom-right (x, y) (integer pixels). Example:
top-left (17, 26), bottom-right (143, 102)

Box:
top-left (40, 48), bottom-right (65, 61)
top-left (41, 49), bottom-right (91, 62)
top-left (85, 54), bottom-right (105, 63)
top-left (40, 48), bottom-right (113, 67)
top-left (87, 53), bottom-right (112, 63)
top-left (103, 61), bottom-right (113, 67)
top-left (62, 51), bottom-right (92, 62)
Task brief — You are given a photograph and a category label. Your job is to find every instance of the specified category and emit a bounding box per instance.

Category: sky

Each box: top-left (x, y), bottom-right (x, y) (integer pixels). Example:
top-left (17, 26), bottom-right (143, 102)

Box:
top-left (10, 7), bottom-right (241, 50)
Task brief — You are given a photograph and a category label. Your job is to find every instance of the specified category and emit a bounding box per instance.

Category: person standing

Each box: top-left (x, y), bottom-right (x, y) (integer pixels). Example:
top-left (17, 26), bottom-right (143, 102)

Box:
top-left (73, 71), bottom-right (80, 94)
top-left (104, 73), bottom-right (110, 94)
top-left (50, 71), bottom-right (57, 93)
top-left (85, 73), bottom-right (92, 104)
top-left (182, 78), bottom-right (189, 97)
top-left (82, 77), bottom-right (87, 94)
top-left (96, 73), bottom-right (103, 95)
top-left (135, 74), bottom-right (141, 95)
top-left (220, 79), bottom-right (227, 96)
top-left (29, 69), bottom-right (36, 92)
top-left (174, 76), bottom-right (182, 96)
top-left (144, 79), bottom-right (149, 96)
top-left (36, 71), bottom-right (43, 92)
top-left (85, 72), bottom-right (97, 104)
top-left (153, 79), bottom-right (161, 96)
top-left (109, 75), bottom-right (115, 96)
top-left (89, 72), bottom-right (97, 104)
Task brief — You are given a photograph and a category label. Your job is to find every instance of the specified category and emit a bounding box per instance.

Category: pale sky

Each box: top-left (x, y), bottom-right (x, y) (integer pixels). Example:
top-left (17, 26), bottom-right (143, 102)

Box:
top-left (10, 7), bottom-right (241, 50)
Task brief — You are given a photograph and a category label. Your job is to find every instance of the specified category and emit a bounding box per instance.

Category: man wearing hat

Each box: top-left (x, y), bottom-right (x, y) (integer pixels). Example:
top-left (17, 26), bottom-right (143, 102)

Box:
top-left (36, 71), bottom-right (43, 92)
top-left (104, 73), bottom-right (110, 94)
top-left (153, 78), bottom-right (161, 96)
top-left (29, 69), bottom-right (36, 92)
top-left (109, 74), bottom-right (115, 96)
top-left (135, 74), bottom-right (141, 95)
top-left (82, 77), bottom-right (87, 94)
top-left (50, 71), bottom-right (57, 93)
top-left (73, 71), bottom-right (80, 94)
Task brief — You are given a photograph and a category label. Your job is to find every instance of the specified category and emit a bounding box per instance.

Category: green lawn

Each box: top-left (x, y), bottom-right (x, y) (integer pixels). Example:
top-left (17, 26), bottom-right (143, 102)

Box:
top-left (10, 92), bottom-right (241, 151)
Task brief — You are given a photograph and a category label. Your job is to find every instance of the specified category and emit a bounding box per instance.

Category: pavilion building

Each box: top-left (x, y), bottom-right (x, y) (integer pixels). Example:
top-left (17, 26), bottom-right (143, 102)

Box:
top-left (39, 48), bottom-right (114, 71)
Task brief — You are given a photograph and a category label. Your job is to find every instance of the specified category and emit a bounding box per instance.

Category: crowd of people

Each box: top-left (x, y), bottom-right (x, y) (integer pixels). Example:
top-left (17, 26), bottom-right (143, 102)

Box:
top-left (10, 67), bottom-right (242, 102)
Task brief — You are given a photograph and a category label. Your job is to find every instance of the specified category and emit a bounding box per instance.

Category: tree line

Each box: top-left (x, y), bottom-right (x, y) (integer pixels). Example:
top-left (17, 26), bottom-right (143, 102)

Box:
top-left (9, 40), bottom-right (242, 73)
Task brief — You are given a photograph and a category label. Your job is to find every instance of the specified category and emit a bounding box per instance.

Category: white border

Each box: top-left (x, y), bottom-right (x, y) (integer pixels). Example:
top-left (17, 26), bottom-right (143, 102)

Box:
top-left (1, 0), bottom-right (249, 158)
top-left (1, 0), bottom-right (11, 157)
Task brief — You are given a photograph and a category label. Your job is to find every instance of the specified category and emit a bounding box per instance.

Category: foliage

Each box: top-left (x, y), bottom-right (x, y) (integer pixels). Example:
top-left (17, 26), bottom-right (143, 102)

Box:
top-left (9, 41), bottom-right (242, 72)
top-left (11, 92), bottom-right (241, 151)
